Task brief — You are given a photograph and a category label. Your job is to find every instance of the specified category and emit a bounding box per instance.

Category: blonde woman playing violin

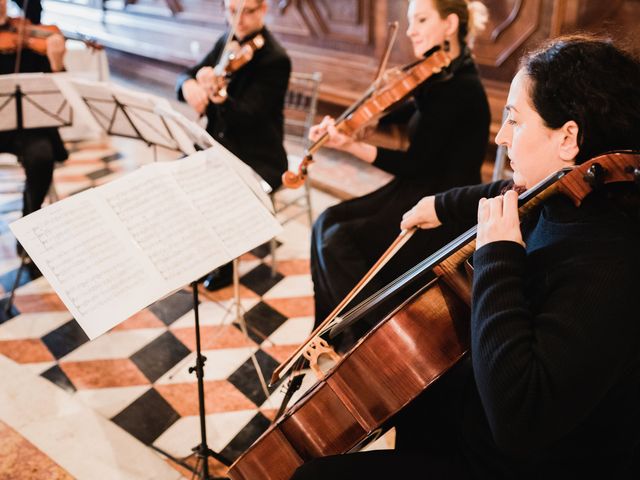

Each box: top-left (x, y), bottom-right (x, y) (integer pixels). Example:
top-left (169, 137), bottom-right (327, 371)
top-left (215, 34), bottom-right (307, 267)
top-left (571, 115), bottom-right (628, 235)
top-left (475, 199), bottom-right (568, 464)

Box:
top-left (309, 0), bottom-right (490, 345)
top-left (177, 0), bottom-right (291, 290)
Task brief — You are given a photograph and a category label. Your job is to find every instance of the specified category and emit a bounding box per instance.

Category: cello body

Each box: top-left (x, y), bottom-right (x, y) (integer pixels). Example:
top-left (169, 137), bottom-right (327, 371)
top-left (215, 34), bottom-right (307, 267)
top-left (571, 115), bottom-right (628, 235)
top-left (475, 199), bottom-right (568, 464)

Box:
top-left (228, 277), bottom-right (470, 480)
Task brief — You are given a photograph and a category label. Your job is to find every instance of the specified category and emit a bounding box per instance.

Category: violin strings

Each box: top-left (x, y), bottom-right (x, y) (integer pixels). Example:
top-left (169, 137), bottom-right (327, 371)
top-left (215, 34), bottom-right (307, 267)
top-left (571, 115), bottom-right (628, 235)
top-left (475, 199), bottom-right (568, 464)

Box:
top-left (337, 226), bottom-right (478, 329)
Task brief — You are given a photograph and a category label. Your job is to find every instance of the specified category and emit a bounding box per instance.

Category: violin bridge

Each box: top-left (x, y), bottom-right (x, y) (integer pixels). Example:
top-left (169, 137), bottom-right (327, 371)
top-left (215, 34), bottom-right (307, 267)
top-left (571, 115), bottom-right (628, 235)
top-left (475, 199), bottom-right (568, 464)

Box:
top-left (302, 337), bottom-right (341, 380)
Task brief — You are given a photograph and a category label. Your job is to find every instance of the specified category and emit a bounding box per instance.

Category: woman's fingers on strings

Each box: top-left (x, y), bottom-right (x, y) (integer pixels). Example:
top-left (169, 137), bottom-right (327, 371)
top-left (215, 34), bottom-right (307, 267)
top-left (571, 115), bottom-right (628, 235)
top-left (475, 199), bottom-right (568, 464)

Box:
top-left (502, 190), bottom-right (520, 221)
top-left (477, 197), bottom-right (489, 223)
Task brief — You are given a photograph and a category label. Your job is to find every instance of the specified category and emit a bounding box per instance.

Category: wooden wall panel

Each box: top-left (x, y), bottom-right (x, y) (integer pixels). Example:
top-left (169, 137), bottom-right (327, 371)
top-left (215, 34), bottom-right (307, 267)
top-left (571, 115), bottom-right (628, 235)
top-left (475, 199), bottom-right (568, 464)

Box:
top-left (44, 0), bottom-right (639, 120)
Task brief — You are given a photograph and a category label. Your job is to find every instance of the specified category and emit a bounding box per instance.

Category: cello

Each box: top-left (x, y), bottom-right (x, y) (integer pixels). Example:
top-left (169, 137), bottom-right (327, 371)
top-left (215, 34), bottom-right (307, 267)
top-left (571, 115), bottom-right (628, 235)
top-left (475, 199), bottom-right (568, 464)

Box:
top-left (227, 151), bottom-right (640, 480)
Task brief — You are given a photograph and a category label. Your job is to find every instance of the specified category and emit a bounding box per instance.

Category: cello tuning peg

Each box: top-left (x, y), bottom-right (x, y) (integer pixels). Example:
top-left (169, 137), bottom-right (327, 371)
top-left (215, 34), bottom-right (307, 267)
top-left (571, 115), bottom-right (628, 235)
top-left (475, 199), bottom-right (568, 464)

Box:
top-left (583, 162), bottom-right (607, 189)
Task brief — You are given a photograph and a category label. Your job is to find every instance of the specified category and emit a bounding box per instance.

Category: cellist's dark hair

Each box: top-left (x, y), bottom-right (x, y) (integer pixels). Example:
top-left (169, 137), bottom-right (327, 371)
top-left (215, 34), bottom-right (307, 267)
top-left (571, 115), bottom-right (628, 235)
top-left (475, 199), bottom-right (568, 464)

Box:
top-left (521, 34), bottom-right (640, 164)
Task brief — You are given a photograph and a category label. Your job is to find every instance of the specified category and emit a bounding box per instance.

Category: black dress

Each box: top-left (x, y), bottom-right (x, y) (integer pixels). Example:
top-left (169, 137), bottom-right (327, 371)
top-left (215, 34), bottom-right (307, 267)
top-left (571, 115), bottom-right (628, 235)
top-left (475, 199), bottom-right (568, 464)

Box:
top-left (176, 27), bottom-right (291, 189)
top-left (0, 50), bottom-right (68, 216)
top-left (310, 50), bottom-right (491, 331)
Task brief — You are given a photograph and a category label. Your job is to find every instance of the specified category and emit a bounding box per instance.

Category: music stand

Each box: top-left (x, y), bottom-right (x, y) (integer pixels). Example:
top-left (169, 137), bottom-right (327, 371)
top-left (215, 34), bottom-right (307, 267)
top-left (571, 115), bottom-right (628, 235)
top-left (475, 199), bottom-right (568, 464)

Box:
top-left (0, 73), bottom-right (80, 320)
top-left (69, 78), bottom-right (196, 159)
top-left (151, 281), bottom-right (233, 480)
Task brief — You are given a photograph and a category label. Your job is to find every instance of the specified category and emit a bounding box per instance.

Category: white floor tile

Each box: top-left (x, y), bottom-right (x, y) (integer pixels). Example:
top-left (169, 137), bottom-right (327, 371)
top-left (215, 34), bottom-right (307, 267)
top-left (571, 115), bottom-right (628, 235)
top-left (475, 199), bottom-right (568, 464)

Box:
top-left (263, 274), bottom-right (313, 299)
top-left (0, 355), bottom-right (181, 480)
top-left (153, 410), bottom-right (257, 458)
top-left (0, 311), bottom-right (73, 340)
top-left (61, 328), bottom-right (166, 362)
top-left (266, 316), bottom-right (314, 346)
top-left (74, 385), bottom-right (150, 419)
top-left (155, 347), bottom-right (257, 384)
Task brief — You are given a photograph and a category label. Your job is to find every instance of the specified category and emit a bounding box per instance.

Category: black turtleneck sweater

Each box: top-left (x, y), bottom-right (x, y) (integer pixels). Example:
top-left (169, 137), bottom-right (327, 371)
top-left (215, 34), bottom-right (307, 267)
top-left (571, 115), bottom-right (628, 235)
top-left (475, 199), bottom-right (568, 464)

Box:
top-left (434, 180), bottom-right (640, 478)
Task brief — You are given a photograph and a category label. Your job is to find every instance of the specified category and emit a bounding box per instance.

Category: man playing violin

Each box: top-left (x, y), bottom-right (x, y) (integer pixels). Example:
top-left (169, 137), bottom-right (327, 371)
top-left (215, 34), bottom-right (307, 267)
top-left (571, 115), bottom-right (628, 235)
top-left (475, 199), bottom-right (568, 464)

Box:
top-left (292, 34), bottom-right (640, 480)
top-left (0, 0), bottom-right (67, 259)
top-left (177, 0), bottom-right (291, 291)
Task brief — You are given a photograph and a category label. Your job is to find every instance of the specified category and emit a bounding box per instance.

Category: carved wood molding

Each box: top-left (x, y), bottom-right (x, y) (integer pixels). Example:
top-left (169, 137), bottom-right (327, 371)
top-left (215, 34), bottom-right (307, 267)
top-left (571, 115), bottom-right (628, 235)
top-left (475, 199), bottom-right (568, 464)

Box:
top-left (474, 0), bottom-right (542, 67)
top-left (269, 0), bottom-right (372, 48)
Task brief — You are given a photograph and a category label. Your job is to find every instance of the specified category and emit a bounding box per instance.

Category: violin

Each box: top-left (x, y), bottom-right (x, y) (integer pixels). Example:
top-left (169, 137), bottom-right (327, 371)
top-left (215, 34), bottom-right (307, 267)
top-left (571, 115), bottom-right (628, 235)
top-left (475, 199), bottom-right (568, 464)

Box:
top-left (0, 17), bottom-right (63, 56)
top-left (227, 151), bottom-right (640, 480)
top-left (0, 17), bottom-right (103, 56)
top-left (282, 45), bottom-right (451, 189)
top-left (209, 33), bottom-right (264, 99)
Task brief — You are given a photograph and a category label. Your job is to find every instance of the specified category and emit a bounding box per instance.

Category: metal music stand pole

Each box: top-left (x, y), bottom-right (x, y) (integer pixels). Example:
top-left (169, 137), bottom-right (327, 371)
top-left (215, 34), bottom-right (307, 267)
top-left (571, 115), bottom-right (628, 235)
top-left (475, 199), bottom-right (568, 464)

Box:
top-left (152, 282), bottom-right (231, 479)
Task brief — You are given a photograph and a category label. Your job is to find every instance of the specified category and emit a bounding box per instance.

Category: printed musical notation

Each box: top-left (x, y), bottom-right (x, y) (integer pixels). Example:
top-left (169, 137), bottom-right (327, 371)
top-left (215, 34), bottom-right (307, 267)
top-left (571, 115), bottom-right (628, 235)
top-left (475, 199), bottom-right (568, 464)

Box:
top-left (10, 148), bottom-right (282, 339)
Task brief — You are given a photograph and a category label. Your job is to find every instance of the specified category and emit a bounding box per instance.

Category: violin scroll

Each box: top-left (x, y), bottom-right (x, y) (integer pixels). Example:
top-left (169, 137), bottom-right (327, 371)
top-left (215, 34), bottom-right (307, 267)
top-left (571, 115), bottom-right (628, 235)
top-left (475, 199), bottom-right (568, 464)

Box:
top-left (282, 154), bottom-right (313, 189)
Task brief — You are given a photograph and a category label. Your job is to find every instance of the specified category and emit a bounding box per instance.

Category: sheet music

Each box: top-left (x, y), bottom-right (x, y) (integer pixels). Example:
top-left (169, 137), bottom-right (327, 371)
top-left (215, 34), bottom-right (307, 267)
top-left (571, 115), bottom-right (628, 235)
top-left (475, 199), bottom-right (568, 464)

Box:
top-left (97, 165), bottom-right (230, 286)
top-left (167, 152), bottom-right (282, 259)
top-left (0, 73), bottom-right (73, 131)
top-left (10, 190), bottom-right (164, 339)
top-left (10, 149), bottom-right (281, 340)
top-left (71, 78), bottom-right (192, 153)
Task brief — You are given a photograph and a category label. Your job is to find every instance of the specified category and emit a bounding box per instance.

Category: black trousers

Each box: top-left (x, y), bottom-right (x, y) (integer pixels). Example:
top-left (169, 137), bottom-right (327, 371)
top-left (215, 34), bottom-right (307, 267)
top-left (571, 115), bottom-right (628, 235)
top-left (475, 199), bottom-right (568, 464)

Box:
top-left (18, 134), bottom-right (56, 216)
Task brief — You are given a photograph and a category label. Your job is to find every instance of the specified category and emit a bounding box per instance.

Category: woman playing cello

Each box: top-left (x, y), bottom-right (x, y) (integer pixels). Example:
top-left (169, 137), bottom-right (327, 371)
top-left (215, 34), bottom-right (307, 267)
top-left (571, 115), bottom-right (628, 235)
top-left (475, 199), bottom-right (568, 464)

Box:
top-left (292, 34), bottom-right (640, 479)
top-left (309, 0), bottom-right (491, 344)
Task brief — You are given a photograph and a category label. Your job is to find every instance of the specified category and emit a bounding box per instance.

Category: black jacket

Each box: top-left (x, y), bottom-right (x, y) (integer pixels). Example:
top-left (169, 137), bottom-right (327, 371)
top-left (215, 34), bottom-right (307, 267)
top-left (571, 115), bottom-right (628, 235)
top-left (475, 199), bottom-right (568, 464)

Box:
top-left (176, 27), bottom-right (291, 189)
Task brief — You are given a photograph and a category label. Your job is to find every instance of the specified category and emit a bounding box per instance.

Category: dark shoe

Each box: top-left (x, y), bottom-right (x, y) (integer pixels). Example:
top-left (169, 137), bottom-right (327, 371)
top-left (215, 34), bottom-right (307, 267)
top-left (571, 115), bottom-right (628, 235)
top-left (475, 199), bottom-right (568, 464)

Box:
top-left (203, 262), bottom-right (234, 291)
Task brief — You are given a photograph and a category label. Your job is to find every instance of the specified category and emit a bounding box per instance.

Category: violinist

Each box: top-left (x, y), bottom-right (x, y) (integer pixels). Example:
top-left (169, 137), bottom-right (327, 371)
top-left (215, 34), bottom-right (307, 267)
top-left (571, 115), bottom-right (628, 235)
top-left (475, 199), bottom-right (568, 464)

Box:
top-left (176, 0), bottom-right (291, 291)
top-left (309, 0), bottom-right (490, 344)
top-left (292, 35), bottom-right (640, 479)
top-left (0, 0), bottom-right (67, 256)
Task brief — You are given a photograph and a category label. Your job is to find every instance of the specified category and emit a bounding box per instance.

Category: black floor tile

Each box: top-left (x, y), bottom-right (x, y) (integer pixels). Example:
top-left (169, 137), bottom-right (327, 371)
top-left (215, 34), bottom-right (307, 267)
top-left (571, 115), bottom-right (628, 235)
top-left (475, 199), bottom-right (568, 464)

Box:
top-left (101, 152), bottom-right (123, 163)
top-left (227, 349), bottom-right (280, 406)
top-left (149, 289), bottom-right (194, 326)
top-left (220, 412), bottom-right (271, 462)
top-left (41, 364), bottom-right (76, 393)
top-left (250, 241), bottom-right (279, 259)
top-left (111, 388), bottom-right (180, 445)
top-left (240, 264), bottom-right (284, 296)
top-left (240, 301), bottom-right (288, 343)
top-left (86, 167), bottom-right (113, 181)
top-left (130, 331), bottom-right (191, 383)
top-left (41, 320), bottom-right (89, 359)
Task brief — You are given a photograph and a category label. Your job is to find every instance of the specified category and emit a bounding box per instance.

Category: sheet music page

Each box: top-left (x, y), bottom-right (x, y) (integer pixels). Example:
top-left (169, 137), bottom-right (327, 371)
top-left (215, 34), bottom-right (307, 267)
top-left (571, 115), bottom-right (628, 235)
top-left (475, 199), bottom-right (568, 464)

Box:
top-left (52, 74), bottom-right (104, 138)
top-left (166, 151), bottom-right (282, 259)
top-left (154, 97), bottom-right (197, 155)
top-left (9, 190), bottom-right (165, 339)
top-left (96, 165), bottom-right (232, 289)
top-left (0, 73), bottom-right (72, 130)
top-left (207, 144), bottom-right (275, 212)
top-left (110, 84), bottom-right (178, 151)
top-left (153, 103), bottom-right (215, 150)
top-left (0, 76), bottom-right (18, 132)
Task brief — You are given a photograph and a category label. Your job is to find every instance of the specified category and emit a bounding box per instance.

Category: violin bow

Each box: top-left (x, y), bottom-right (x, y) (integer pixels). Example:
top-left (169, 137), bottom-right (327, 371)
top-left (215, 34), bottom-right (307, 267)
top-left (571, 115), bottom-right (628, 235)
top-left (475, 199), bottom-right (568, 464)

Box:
top-left (13, 0), bottom-right (32, 73)
top-left (270, 228), bottom-right (416, 384)
top-left (374, 21), bottom-right (399, 85)
top-left (220, 0), bottom-right (246, 62)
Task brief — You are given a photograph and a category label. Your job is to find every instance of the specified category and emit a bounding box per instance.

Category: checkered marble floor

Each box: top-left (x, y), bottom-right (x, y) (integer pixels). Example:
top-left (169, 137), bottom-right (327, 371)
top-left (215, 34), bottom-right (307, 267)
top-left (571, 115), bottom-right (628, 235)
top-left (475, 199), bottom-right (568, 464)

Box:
top-left (0, 139), bottom-right (342, 479)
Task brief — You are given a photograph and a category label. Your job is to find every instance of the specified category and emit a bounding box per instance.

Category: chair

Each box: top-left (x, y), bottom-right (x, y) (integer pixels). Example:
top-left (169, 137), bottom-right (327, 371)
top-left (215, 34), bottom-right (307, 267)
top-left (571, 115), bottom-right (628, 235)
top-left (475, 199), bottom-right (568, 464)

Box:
top-left (269, 71), bottom-right (322, 275)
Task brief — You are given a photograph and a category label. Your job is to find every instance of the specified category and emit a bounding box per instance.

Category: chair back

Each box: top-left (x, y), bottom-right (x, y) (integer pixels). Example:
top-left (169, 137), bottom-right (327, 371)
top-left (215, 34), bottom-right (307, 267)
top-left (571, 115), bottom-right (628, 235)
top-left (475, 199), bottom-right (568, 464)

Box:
top-left (283, 71), bottom-right (322, 148)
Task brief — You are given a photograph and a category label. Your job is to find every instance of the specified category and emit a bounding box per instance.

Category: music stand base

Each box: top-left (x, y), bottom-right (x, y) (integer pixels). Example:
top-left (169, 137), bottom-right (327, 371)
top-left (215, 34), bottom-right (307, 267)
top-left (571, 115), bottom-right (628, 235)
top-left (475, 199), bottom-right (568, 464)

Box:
top-left (150, 445), bottom-right (230, 480)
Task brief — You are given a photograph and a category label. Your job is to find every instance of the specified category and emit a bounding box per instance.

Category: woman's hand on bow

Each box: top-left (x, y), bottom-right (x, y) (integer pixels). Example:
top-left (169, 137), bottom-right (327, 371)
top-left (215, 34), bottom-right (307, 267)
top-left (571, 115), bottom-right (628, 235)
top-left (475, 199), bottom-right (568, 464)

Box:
top-left (308, 116), bottom-right (355, 152)
top-left (401, 196), bottom-right (442, 231)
